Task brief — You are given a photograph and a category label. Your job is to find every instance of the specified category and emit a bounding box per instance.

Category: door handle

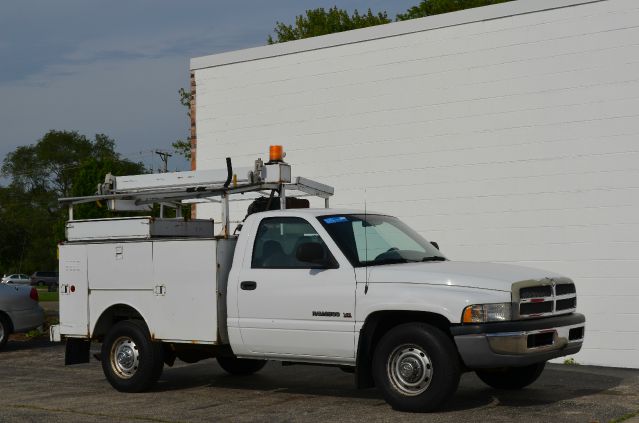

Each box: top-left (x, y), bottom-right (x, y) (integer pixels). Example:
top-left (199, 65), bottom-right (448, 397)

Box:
top-left (240, 281), bottom-right (257, 290)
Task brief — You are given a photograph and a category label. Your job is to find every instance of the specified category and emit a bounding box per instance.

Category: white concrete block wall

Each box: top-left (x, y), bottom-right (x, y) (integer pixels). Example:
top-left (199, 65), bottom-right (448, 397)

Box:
top-left (192, 0), bottom-right (639, 368)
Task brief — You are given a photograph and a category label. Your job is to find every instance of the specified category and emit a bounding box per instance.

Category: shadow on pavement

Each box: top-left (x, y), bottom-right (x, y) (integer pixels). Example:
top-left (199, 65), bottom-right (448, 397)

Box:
top-left (151, 361), bottom-right (625, 412)
top-left (4, 338), bottom-right (58, 352)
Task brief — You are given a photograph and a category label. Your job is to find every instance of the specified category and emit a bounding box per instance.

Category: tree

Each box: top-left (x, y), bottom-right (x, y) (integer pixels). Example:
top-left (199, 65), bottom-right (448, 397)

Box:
top-left (266, 1), bottom-right (515, 44)
top-left (397, 0), bottom-right (513, 20)
top-left (0, 131), bottom-right (147, 273)
top-left (268, 7), bottom-right (390, 44)
top-left (172, 87), bottom-right (193, 160)
top-left (1, 130), bottom-right (119, 197)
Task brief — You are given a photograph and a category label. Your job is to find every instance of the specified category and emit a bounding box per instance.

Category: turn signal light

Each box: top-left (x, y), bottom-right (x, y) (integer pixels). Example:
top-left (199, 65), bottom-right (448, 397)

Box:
top-left (269, 145), bottom-right (285, 162)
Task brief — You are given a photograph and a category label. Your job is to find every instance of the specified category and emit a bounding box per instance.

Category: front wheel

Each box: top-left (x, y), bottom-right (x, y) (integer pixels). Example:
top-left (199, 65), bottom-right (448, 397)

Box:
top-left (373, 323), bottom-right (461, 412)
top-left (217, 357), bottom-right (267, 375)
top-left (476, 362), bottom-right (546, 390)
top-left (101, 320), bottom-right (164, 392)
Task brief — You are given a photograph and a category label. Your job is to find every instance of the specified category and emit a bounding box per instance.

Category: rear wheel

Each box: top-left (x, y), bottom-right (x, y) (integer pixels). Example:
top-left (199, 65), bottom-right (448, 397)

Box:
top-left (217, 357), bottom-right (267, 375)
top-left (101, 320), bottom-right (164, 392)
top-left (0, 314), bottom-right (11, 350)
top-left (475, 362), bottom-right (546, 390)
top-left (372, 322), bottom-right (460, 412)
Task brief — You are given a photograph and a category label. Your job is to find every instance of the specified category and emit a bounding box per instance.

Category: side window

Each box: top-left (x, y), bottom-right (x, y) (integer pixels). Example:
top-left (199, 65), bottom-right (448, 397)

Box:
top-left (252, 217), bottom-right (332, 269)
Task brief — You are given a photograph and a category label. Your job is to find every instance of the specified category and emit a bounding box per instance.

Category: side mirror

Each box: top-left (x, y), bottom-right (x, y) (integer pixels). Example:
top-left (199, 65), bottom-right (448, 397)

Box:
top-left (430, 241), bottom-right (440, 250)
top-left (296, 243), bottom-right (336, 268)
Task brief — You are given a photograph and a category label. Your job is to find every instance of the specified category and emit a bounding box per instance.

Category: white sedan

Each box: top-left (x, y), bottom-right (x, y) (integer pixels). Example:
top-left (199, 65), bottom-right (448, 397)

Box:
top-left (0, 284), bottom-right (44, 349)
top-left (1, 274), bottom-right (31, 285)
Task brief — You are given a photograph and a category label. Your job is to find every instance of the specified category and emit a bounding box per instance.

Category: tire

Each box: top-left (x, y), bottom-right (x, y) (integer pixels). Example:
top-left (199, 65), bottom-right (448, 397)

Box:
top-left (476, 362), bottom-right (546, 390)
top-left (217, 357), bottom-right (267, 375)
top-left (101, 320), bottom-right (164, 392)
top-left (372, 322), bottom-right (461, 412)
top-left (0, 314), bottom-right (11, 350)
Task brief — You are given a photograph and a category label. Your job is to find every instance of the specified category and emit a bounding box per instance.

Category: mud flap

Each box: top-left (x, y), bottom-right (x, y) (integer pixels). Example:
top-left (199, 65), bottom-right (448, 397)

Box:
top-left (65, 338), bottom-right (90, 365)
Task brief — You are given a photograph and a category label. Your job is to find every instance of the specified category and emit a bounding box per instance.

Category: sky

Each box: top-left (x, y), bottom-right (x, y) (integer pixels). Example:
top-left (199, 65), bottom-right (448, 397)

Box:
top-left (0, 0), bottom-right (417, 175)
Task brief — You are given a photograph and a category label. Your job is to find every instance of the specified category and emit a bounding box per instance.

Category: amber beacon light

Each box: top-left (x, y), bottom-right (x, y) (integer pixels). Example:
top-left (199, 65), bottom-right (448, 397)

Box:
top-left (269, 145), bottom-right (285, 163)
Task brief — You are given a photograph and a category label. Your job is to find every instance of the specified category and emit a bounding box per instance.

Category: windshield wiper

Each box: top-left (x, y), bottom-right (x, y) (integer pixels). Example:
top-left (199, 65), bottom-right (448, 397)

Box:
top-left (420, 256), bottom-right (447, 262)
top-left (370, 258), bottom-right (411, 266)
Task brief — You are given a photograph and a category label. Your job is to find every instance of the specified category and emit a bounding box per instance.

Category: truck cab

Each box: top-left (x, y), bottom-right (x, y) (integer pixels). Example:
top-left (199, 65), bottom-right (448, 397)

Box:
top-left (50, 151), bottom-right (585, 412)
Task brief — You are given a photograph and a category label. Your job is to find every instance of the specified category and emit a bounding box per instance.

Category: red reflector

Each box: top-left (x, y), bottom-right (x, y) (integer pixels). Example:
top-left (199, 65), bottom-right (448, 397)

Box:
top-left (531, 298), bottom-right (545, 303)
top-left (30, 287), bottom-right (39, 302)
top-left (70, 285), bottom-right (76, 293)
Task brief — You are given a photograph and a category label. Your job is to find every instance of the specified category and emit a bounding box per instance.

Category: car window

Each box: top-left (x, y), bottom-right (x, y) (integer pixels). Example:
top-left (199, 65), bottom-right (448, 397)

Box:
top-left (251, 217), bottom-right (333, 269)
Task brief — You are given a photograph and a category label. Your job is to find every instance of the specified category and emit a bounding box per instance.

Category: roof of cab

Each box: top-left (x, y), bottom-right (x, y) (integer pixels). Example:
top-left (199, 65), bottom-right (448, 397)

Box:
top-left (253, 208), bottom-right (382, 218)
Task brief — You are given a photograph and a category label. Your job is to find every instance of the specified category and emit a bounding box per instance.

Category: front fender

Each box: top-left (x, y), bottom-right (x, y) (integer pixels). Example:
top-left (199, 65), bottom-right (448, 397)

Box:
top-left (355, 282), bottom-right (510, 329)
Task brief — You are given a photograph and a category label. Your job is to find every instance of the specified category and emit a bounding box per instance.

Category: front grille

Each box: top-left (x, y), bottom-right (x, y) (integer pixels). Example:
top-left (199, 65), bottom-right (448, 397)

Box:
top-left (556, 297), bottom-right (576, 311)
top-left (515, 281), bottom-right (577, 319)
top-left (556, 284), bottom-right (576, 296)
top-left (520, 301), bottom-right (553, 315)
top-left (520, 286), bottom-right (552, 299)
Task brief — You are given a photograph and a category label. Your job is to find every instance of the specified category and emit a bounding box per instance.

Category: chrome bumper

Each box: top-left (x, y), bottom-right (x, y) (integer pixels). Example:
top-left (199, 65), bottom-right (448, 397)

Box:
top-left (451, 313), bottom-right (585, 369)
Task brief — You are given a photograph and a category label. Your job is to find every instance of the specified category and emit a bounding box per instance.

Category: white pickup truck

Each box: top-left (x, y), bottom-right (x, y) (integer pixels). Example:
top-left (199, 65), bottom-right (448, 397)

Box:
top-left (51, 152), bottom-right (585, 412)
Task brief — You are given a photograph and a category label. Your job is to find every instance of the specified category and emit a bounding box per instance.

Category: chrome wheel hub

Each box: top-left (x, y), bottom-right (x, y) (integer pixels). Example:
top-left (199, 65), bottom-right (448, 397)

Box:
top-left (111, 337), bottom-right (140, 379)
top-left (387, 344), bottom-right (433, 396)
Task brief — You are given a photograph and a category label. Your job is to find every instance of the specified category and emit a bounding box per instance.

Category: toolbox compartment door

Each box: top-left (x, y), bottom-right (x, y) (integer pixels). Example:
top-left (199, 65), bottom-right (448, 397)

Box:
top-left (151, 239), bottom-right (218, 343)
top-left (59, 244), bottom-right (89, 336)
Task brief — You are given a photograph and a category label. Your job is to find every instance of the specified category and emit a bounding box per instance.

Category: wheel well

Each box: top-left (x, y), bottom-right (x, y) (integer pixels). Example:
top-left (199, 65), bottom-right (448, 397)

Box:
top-left (355, 310), bottom-right (453, 389)
top-left (92, 304), bottom-right (146, 341)
top-left (0, 311), bottom-right (14, 333)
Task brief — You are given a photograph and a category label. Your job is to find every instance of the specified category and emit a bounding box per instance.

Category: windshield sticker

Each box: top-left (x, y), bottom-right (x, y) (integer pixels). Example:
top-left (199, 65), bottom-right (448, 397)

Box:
top-left (323, 216), bottom-right (348, 224)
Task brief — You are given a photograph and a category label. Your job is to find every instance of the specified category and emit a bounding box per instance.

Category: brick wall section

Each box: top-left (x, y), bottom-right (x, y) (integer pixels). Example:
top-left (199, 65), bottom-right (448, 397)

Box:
top-left (190, 71), bottom-right (197, 218)
top-left (190, 71), bottom-right (197, 171)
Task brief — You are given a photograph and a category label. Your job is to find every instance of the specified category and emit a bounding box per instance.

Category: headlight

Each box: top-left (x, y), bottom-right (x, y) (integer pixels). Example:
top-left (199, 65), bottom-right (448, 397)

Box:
top-left (462, 303), bottom-right (511, 323)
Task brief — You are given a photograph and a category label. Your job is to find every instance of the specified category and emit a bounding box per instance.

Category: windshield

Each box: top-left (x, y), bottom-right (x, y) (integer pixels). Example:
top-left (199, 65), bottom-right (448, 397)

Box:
top-left (319, 214), bottom-right (446, 267)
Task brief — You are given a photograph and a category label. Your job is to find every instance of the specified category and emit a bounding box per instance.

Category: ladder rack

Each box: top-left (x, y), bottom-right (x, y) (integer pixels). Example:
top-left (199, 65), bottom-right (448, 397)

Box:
top-left (59, 156), bottom-right (334, 237)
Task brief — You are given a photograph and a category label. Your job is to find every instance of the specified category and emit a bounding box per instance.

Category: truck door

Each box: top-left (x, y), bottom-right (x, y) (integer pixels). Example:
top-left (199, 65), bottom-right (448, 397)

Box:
top-left (236, 216), bottom-right (356, 361)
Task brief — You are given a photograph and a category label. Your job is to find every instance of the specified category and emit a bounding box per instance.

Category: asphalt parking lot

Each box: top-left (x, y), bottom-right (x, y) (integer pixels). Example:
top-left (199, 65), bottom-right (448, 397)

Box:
top-left (1, 338), bottom-right (638, 423)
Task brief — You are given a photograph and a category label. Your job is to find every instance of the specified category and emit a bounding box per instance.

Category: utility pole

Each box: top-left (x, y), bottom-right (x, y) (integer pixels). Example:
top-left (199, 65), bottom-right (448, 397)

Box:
top-left (155, 150), bottom-right (172, 173)
top-left (155, 150), bottom-right (173, 218)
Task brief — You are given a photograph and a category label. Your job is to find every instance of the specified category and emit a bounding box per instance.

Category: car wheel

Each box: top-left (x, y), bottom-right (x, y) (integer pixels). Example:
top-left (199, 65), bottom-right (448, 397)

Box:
top-left (101, 320), bottom-right (164, 392)
top-left (217, 357), bottom-right (267, 375)
top-left (372, 322), bottom-right (461, 412)
top-left (475, 362), bottom-right (546, 390)
top-left (0, 314), bottom-right (11, 350)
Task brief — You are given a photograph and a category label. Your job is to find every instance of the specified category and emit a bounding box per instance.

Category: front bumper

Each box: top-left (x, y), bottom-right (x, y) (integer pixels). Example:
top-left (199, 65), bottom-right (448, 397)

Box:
top-left (452, 313), bottom-right (585, 369)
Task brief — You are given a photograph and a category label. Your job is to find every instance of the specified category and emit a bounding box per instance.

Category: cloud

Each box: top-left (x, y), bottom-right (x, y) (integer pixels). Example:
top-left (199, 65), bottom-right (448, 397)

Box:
top-left (0, 0), bottom-right (417, 174)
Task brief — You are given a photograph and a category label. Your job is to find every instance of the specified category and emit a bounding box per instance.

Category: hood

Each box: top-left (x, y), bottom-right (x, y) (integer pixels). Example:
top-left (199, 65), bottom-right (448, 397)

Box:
top-left (366, 261), bottom-right (565, 292)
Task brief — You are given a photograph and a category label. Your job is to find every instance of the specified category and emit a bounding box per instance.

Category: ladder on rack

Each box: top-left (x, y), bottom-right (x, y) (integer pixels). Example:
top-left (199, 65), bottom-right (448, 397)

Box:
top-left (59, 148), bottom-right (334, 237)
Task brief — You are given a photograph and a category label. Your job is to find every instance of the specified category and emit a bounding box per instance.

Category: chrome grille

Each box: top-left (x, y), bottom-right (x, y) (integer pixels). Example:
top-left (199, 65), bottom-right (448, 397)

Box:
top-left (514, 280), bottom-right (577, 319)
